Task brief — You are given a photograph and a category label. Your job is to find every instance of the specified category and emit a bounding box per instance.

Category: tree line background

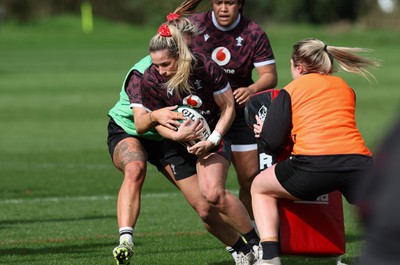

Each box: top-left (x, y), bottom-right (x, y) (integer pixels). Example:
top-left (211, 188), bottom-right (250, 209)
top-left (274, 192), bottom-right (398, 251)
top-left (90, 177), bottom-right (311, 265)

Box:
top-left (0, 0), bottom-right (398, 27)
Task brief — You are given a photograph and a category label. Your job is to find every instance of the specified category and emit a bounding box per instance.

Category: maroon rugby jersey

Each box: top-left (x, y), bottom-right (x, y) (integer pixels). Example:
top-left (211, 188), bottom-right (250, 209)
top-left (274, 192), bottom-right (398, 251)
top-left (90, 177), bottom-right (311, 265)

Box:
top-left (189, 11), bottom-right (275, 90)
top-left (140, 54), bottom-right (230, 130)
top-left (126, 70), bottom-right (143, 105)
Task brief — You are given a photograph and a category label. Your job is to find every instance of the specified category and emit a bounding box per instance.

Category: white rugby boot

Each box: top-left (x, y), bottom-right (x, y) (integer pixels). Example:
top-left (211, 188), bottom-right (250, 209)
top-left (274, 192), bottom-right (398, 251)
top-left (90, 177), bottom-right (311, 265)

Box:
top-left (112, 241), bottom-right (133, 265)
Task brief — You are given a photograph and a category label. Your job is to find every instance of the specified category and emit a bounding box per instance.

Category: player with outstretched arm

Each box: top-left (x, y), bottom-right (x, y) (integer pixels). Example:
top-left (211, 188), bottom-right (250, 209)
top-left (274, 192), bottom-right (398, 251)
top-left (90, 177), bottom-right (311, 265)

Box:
top-left (251, 38), bottom-right (379, 265)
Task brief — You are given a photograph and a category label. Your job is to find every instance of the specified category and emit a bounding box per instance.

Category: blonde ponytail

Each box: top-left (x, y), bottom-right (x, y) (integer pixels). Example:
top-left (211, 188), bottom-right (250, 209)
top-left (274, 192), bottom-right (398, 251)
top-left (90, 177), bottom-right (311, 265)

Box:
top-left (292, 38), bottom-right (380, 81)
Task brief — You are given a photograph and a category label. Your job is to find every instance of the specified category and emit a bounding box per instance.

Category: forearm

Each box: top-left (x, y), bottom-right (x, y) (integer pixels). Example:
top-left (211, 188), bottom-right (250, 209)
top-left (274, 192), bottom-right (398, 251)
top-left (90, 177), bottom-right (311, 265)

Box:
top-left (214, 105), bottom-right (235, 136)
top-left (154, 120), bottom-right (199, 142)
top-left (154, 124), bottom-right (176, 140)
top-left (133, 108), bottom-right (156, 134)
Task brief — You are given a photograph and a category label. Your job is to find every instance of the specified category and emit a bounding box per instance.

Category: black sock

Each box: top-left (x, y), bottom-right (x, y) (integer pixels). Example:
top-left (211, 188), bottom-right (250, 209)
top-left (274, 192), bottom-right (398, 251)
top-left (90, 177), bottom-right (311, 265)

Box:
top-left (261, 241), bottom-right (280, 259)
top-left (243, 228), bottom-right (260, 247)
top-left (231, 237), bottom-right (251, 254)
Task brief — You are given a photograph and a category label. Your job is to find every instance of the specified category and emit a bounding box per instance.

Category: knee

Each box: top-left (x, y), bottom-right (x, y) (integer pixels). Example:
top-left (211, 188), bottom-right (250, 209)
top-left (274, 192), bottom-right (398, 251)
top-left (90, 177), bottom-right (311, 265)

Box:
top-left (124, 162), bottom-right (146, 184)
top-left (193, 202), bottom-right (215, 222)
top-left (202, 188), bottom-right (225, 208)
top-left (250, 175), bottom-right (262, 195)
top-left (237, 170), bottom-right (258, 190)
top-left (238, 176), bottom-right (254, 192)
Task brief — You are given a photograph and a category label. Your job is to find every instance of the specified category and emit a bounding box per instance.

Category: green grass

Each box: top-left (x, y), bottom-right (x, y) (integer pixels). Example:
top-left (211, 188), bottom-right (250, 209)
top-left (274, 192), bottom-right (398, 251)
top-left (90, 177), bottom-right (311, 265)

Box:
top-left (0, 15), bottom-right (399, 264)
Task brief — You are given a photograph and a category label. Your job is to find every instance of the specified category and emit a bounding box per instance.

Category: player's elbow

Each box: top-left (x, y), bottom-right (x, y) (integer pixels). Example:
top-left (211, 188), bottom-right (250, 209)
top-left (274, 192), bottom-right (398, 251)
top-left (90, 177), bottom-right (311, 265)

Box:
top-left (135, 123), bottom-right (148, 134)
top-left (136, 128), bottom-right (146, 134)
top-left (268, 74), bottom-right (278, 89)
top-left (271, 78), bottom-right (278, 89)
top-left (260, 138), bottom-right (281, 155)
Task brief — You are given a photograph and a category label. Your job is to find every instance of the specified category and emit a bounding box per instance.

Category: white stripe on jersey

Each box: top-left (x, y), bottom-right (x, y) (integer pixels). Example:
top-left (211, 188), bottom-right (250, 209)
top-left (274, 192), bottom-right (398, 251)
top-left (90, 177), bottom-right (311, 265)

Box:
top-left (213, 82), bottom-right (231, 96)
top-left (254, 59), bottom-right (276, 67)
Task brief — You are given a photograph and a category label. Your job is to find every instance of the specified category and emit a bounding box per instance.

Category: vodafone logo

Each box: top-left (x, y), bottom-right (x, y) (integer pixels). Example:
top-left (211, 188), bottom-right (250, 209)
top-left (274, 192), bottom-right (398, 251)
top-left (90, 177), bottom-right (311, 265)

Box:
top-left (183, 95), bottom-right (202, 108)
top-left (211, 47), bottom-right (231, 66)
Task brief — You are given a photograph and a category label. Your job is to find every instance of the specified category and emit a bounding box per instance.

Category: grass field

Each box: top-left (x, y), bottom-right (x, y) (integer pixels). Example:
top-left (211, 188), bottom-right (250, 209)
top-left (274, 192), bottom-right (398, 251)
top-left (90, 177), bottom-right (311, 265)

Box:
top-left (0, 15), bottom-right (399, 265)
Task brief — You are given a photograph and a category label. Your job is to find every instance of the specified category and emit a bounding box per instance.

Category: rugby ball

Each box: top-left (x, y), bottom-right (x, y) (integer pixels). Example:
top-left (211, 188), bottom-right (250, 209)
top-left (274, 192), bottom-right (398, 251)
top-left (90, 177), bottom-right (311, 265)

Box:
top-left (174, 106), bottom-right (211, 146)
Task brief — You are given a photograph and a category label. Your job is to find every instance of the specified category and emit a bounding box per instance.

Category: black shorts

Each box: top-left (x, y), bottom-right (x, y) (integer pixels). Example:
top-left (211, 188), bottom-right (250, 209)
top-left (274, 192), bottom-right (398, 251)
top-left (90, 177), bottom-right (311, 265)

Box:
top-left (107, 117), bottom-right (167, 170)
top-left (275, 159), bottom-right (365, 204)
top-left (227, 108), bottom-right (257, 146)
top-left (163, 137), bottom-right (232, 181)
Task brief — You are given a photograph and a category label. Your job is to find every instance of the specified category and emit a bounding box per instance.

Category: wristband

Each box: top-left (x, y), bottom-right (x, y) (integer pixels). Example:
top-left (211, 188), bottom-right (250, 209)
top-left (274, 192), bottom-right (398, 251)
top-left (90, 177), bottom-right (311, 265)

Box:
top-left (208, 131), bottom-right (222, 146)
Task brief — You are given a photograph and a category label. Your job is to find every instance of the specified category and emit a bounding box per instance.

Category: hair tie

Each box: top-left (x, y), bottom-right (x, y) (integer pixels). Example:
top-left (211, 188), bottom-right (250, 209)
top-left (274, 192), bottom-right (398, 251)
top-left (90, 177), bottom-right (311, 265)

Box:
top-left (323, 44), bottom-right (328, 52)
top-left (167, 13), bottom-right (180, 21)
top-left (158, 24), bottom-right (172, 37)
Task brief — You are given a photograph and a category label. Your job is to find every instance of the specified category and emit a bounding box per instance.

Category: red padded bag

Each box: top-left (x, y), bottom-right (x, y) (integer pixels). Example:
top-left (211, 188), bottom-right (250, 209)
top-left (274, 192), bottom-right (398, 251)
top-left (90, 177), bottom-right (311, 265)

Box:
top-left (279, 192), bottom-right (345, 255)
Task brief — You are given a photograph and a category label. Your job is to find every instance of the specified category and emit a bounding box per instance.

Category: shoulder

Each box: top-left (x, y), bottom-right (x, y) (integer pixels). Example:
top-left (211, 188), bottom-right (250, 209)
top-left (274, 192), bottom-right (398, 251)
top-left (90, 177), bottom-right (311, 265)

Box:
top-left (330, 76), bottom-right (355, 96)
top-left (285, 74), bottom-right (353, 96)
top-left (329, 75), bottom-right (350, 86)
top-left (192, 53), bottom-right (228, 90)
top-left (142, 65), bottom-right (161, 87)
top-left (189, 11), bottom-right (211, 25)
top-left (288, 73), bottom-right (320, 85)
top-left (239, 16), bottom-right (266, 34)
top-left (194, 53), bottom-right (224, 75)
top-left (284, 75), bottom-right (311, 94)
top-left (193, 53), bottom-right (210, 70)
top-left (133, 55), bottom-right (152, 74)
top-left (123, 55), bottom-right (152, 82)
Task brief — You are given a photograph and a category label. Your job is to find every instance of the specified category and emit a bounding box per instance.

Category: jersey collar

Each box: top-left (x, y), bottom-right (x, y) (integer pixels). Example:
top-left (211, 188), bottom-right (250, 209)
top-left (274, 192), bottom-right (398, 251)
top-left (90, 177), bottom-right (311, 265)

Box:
top-left (211, 11), bottom-right (241, 32)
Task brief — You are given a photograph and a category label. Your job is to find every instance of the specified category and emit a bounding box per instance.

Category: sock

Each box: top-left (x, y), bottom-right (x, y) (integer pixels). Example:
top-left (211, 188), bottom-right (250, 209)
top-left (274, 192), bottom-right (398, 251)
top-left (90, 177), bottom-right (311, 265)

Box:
top-left (231, 237), bottom-right (251, 255)
top-left (243, 228), bottom-right (260, 248)
top-left (225, 246), bottom-right (238, 261)
top-left (119, 226), bottom-right (134, 245)
top-left (261, 241), bottom-right (280, 260)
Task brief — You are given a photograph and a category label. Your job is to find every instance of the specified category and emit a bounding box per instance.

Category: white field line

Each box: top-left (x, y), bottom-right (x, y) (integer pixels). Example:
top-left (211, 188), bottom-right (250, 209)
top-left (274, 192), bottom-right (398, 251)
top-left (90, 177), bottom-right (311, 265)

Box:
top-left (0, 192), bottom-right (183, 205)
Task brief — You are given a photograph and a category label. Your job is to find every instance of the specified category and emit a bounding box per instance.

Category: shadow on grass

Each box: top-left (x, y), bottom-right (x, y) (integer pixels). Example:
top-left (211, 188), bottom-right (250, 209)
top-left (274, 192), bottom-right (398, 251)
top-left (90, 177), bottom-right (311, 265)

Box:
top-left (0, 214), bottom-right (115, 227)
top-left (0, 241), bottom-right (114, 257)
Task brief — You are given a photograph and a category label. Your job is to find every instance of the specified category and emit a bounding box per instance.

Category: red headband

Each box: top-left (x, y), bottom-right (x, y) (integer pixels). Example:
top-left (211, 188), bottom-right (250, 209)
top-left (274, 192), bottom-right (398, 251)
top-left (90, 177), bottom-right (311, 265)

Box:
top-left (158, 24), bottom-right (171, 37)
top-left (167, 13), bottom-right (180, 21)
